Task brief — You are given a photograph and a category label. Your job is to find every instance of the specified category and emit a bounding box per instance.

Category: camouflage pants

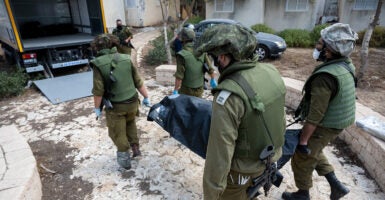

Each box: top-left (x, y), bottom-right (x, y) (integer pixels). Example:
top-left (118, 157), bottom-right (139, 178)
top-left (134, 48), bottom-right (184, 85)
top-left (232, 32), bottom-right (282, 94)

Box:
top-left (179, 85), bottom-right (204, 98)
top-left (106, 101), bottom-right (139, 152)
top-left (219, 170), bottom-right (261, 200)
top-left (291, 127), bottom-right (341, 190)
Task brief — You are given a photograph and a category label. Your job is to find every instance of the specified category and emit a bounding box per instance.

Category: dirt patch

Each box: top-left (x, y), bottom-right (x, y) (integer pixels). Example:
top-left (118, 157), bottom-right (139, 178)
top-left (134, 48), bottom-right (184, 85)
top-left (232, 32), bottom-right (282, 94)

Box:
top-left (30, 140), bottom-right (94, 200)
top-left (138, 179), bottom-right (163, 196)
top-left (268, 47), bottom-right (385, 116)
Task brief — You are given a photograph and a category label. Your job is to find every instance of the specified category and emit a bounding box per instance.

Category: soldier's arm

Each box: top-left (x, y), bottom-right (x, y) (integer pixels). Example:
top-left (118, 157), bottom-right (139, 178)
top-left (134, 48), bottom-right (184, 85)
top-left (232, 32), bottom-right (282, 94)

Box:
top-left (204, 53), bottom-right (215, 77)
top-left (130, 61), bottom-right (149, 98)
top-left (92, 67), bottom-right (104, 108)
top-left (203, 92), bottom-right (245, 199)
top-left (174, 55), bottom-right (185, 91)
top-left (300, 74), bottom-right (336, 145)
top-left (124, 27), bottom-right (133, 42)
top-left (131, 61), bottom-right (144, 88)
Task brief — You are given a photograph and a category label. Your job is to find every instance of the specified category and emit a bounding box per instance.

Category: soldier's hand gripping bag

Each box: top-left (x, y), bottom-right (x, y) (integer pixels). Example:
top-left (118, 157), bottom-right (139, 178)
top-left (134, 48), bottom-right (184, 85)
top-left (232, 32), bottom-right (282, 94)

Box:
top-left (277, 129), bottom-right (301, 169)
top-left (147, 94), bottom-right (212, 158)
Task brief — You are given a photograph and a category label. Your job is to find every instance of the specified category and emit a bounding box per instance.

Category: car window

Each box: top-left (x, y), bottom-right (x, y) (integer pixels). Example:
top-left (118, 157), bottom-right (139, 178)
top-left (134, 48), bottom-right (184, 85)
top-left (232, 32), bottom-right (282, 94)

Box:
top-left (196, 24), bottom-right (204, 33)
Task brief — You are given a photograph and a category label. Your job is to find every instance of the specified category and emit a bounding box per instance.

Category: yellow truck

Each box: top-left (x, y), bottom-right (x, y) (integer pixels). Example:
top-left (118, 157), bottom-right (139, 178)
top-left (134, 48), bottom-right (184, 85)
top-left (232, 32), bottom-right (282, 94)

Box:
top-left (0, 0), bottom-right (107, 77)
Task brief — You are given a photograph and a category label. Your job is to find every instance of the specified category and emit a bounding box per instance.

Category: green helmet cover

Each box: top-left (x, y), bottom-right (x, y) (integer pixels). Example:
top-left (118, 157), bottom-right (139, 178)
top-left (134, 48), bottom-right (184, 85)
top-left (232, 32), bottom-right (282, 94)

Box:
top-left (194, 24), bottom-right (257, 61)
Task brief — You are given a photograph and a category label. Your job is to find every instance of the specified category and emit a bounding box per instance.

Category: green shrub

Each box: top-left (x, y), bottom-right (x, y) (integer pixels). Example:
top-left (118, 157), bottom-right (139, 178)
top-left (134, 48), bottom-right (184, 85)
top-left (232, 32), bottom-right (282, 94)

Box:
top-left (186, 16), bottom-right (204, 25)
top-left (144, 30), bottom-right (173, 66)
top-left (250, 24), bottom-right (275, 34)
top-left (278, 29), bottom-right (312, 47)
top-left (357, 26), bottom-right (385, 47)
top-left (310, 24), bottom-right (330, 43)
top-left (0, 68), bottom-right (28, 98)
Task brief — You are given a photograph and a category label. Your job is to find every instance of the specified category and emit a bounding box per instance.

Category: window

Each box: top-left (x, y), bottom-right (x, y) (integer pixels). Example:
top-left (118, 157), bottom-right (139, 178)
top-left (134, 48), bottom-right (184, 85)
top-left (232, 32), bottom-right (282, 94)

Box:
top-left (353, 0), bottom-right (378, 10)
top-left (125, 0), bottom-right (136, 8)
top-left (286, 0), bottom-right (309, 12)
top-left (215, 0), bottom-right (234, 12)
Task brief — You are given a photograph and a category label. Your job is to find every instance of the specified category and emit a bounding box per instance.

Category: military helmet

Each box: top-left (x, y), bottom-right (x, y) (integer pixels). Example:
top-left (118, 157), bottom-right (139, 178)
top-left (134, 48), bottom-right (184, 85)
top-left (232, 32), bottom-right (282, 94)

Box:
top-left (91, 34), bottom-right (120, 51)
top-left (321, 23), bottom-right (358, 57)
top-left (179, 27), bottom-right (195, 42)
top-left (194, 24), bottom-right (257, 61)
top-left (183, 23), bottom-right (195, 30)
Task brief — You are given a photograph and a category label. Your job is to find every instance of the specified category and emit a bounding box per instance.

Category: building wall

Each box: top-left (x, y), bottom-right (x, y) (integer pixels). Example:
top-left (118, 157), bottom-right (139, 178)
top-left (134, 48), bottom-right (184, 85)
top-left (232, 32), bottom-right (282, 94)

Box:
top-left (205, 0), bottom-right (264, 28)
top-left (264, 0), bottom-right (319, 32)
top-left (339, 1), bottom-right (385, 32)
top-left (125, 0), bottom-right (180, 27)
top-left (102, 0), bottom-right (126, 33)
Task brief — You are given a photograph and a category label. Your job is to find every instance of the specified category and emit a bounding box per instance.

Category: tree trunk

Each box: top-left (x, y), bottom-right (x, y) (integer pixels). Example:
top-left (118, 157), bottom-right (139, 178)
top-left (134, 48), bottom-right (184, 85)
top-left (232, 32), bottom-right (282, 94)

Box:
top-left (160, 0), bottom-right (173, 64)
top-left (358, 0), bottom-right (383, 84)
top-left (184, 0), bottom-right (196, 18)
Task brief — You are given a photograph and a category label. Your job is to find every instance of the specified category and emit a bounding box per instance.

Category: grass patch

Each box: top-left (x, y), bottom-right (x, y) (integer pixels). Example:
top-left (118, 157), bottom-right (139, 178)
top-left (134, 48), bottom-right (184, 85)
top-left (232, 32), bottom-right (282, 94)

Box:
top-left (251, 24), bottom-right (275, 34)
top-left (278, 29), bottom-right (312, 48)
top-left (358, 26), bottom-right (385, 48)
top-left (0, 68), bottom-right (28, 98)
top-left (144, 31), bottom-right (173, 66)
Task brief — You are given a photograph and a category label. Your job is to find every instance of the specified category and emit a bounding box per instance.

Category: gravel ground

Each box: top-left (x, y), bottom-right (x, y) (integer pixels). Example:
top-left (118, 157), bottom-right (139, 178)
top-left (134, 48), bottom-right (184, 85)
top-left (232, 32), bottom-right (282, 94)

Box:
top-left (0, 29), bottom-right (384, 200)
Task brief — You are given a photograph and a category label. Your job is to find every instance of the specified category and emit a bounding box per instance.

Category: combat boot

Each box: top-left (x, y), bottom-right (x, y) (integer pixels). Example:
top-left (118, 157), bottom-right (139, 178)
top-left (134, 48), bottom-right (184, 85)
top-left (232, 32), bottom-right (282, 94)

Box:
top-left (131, 144), bottom-right (141, 157)
top-left (117, 151), bottom-right (131, 169)
top-left (325, 171), bottom-right (350, 200)
top-left (282, 190), bottom-right (310, 200)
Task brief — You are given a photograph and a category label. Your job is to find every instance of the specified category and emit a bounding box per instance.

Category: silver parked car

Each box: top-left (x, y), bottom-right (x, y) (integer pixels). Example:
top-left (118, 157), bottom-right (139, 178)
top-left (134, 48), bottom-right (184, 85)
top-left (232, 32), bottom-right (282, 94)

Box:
top-left (194, 19), bottom-right (286, 60)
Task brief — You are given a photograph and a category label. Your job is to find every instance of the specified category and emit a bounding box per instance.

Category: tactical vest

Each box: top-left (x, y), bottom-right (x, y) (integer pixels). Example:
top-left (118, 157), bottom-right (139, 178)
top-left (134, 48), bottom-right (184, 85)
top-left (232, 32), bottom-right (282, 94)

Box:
top-left (302, 62), bottom-right (356, 129)
top-left (215, 62), bottom-right (286, 160)
top-left (91, 48), bottom-right (137, 102)
top-left (177, 50), bottom-right (204, 88)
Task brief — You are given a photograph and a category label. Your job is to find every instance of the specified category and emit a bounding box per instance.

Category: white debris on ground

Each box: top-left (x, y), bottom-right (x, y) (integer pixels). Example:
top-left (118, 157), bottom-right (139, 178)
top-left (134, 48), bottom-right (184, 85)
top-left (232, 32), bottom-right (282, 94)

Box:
top-left (0, 29), bottom-right (384, 200)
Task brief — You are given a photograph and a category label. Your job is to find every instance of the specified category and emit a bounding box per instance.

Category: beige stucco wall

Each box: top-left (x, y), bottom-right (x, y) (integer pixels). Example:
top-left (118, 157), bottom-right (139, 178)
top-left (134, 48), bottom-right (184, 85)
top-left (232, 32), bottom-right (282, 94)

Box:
top-left (205, 0), bottom-right (264, 28)
top-left (264, 0), bottom-right (319, 32)
top-left (125, 0), bottom-right (180, 27)
top-left (102, 0), bottom-right (126, 33)
top-left (339, 1), bottom-right (385, 32)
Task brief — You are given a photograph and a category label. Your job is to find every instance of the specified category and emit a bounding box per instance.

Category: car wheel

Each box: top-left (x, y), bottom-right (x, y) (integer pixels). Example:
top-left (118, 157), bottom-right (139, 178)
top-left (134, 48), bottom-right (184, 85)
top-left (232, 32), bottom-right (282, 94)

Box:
top-left (256, 45), bottom-right (269, 61)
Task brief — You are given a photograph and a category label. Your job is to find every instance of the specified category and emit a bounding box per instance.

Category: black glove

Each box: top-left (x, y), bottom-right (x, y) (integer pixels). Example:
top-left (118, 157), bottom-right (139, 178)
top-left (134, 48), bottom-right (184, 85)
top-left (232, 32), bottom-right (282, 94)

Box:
top-left (297, 144), bottom-right (311, 155)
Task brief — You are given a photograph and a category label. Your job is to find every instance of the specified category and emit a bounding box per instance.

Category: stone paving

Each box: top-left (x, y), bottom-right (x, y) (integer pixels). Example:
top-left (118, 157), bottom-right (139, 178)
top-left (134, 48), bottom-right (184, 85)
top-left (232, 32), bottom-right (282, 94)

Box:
top-left (0, 125), bottom-right (42, 200)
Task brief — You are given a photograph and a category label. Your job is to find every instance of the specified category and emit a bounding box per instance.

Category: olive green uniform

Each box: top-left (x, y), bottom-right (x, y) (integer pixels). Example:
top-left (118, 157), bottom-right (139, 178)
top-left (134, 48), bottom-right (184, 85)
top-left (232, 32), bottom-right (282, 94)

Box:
top-left (203, 57), bottom-right (286, 200)
top-left (292, 58), bottom-right (356, 190)
top-left (174, 43), bottom-right (214, 97)
top-left (91, 47), bottom-right (143, 152)
top-left (112, 26), bottom-right (133, 55)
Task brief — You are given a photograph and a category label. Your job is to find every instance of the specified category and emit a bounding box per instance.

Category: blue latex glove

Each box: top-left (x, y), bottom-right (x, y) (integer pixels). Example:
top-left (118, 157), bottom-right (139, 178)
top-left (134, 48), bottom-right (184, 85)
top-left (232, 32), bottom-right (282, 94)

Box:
top-left (210, 78), bottom-right (218, 88)
top-left (94, 108), bottom-right (102, 120)
top-left (173, 90), bottom-right (179, 95)
top-left (142, 98), bottom-right (151, 107)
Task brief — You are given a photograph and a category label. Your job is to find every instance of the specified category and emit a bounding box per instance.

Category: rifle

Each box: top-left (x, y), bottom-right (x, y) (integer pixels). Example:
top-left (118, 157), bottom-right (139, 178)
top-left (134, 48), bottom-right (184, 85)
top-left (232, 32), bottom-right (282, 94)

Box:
top-left (128, 40), bottom-right (136, 50)
top-left (246, 145), bottom-right (283, 198)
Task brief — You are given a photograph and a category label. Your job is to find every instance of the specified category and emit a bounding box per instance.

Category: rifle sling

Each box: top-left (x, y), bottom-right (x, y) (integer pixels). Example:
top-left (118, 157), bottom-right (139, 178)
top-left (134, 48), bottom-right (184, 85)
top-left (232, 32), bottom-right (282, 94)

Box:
top-left (227, 73), bottom-right (275, 147)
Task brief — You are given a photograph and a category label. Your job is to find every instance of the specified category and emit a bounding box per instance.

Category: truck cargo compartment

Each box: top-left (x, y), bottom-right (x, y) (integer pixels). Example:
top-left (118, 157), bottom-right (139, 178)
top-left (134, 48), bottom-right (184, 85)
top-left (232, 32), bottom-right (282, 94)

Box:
top-left (22, 33), bottom-right (94, 51)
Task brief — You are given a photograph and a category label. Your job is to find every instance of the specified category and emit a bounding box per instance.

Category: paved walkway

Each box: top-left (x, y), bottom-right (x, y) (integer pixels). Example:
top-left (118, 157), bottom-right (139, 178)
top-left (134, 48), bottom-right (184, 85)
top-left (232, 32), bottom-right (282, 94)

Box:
top-left (0, 125), bottom-right (41, 200)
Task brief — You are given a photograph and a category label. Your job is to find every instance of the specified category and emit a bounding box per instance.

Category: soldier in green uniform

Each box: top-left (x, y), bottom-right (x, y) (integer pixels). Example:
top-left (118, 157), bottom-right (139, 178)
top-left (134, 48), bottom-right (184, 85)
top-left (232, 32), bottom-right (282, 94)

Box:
top-left (195, 24), bottom-right (286, 200)
top-left (282, 23), bottom-right (358, 200)
top-left (112, 19), bottom-right (133, 55)
top-left (173, 28), bottom-right (217, 97)
top-left (91, 34), bottom-right (151, 170)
